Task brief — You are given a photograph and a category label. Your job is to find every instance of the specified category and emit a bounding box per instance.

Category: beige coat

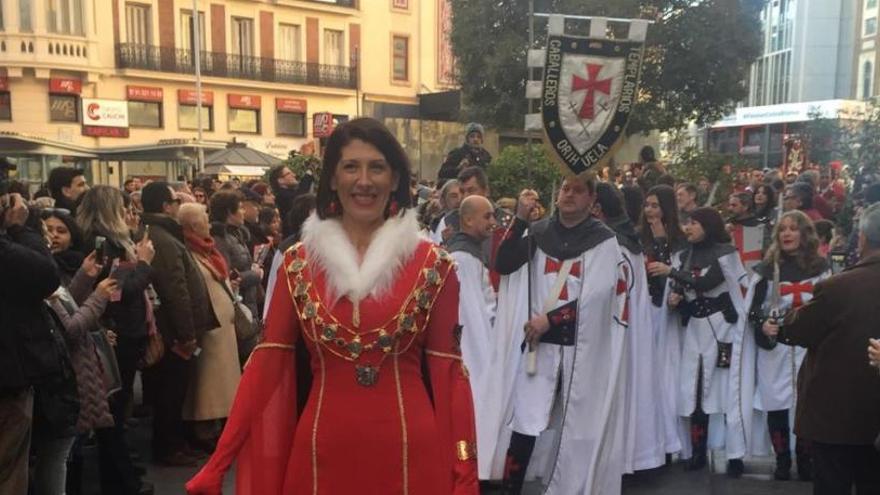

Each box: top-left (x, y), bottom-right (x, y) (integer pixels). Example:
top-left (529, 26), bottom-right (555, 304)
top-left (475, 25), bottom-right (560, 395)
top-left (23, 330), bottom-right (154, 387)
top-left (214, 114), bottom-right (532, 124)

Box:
top-left (182, 258), bottom-right (241, 421)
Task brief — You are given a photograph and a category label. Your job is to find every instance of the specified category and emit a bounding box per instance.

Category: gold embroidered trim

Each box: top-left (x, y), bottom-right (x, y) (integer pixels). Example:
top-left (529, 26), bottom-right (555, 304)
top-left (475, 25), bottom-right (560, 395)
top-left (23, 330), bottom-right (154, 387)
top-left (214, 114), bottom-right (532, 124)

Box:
top-left (243, 343), bottom-right (296, 368)
top-left (310, 317), bottom-right (326, 495)
top-left (424, 350), bottom-right (462, 361)
top-left (394, 353), bottom-right (409, 494)
top-left (456, 440), bottom-right (476, 461)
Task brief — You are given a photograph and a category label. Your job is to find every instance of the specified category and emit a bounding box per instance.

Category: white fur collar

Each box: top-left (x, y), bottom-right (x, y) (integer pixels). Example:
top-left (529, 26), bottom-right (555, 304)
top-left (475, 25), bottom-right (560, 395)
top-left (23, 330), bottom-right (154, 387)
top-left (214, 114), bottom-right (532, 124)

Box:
top-left (301, 209), bottom-right (423, 305)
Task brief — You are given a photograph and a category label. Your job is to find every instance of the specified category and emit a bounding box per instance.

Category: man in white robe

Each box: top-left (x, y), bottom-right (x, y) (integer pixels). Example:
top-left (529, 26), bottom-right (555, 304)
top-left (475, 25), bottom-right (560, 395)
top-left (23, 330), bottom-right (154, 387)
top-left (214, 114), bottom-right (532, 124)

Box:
top-left (493, 176), bottom-right (628, 495)
top-left (447, 195), bottom-right (498, 480)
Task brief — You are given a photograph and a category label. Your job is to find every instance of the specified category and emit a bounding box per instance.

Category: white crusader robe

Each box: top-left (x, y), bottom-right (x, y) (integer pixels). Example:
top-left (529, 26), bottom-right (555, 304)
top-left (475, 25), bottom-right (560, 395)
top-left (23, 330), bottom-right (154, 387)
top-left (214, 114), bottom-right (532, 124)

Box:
top-left (620, 248), bottom-right (667, 472)
top-left (650, 263), bottom-right (687, 456)
top-left (743, 268), bottom-right (830, 455)
top-left (671, 251), bottom-right (755, 460)
top-left (451, 249), bottom-right (498, 479)
top-left (491, 237), bottom-right (628, 495)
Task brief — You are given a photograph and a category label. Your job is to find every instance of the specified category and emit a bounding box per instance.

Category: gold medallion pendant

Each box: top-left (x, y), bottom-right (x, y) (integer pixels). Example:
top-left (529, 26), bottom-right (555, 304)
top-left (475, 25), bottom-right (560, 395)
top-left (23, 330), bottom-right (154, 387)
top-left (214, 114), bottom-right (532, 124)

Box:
top-left (355, 364), bottom-right (379, 387)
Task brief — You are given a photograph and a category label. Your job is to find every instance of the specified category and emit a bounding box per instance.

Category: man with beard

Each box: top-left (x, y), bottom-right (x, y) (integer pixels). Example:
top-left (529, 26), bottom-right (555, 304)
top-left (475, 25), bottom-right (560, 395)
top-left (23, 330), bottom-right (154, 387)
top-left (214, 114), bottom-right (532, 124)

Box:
top-left (446, 195), bottom-right (499, 483)
top-left (492, 175), bottom-right (628, 494)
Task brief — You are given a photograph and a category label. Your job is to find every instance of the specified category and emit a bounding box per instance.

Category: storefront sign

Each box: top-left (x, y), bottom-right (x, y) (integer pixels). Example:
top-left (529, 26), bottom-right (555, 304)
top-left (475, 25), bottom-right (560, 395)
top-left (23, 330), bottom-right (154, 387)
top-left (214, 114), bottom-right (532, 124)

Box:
top-left (228, 94), bottom-right (262, 110)
top-left (82, 98), bottom-right (129, 128)
top-left (276, 97), bottom-right (307, 113)
top-left (127, 85), bottom-right (163, 102)
top-left (178, 89), bottom-right (214, 106)
top-left (313, 112), bottom-right (334, 138)
top-left (83, 126), bottom-right (130, 138)
top-left (49, 78), bottom-right (82, 94)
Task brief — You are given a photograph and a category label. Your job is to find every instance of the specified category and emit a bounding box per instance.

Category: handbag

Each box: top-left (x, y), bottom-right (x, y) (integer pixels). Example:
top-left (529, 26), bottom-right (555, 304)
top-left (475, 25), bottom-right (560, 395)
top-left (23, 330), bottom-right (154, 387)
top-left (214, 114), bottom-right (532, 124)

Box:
top-left (91, 330), bottom-right (123, 396)
top-left (139, 291), bottom-right (164, 368)
top-left (223, 281), bottom-right (261, 342)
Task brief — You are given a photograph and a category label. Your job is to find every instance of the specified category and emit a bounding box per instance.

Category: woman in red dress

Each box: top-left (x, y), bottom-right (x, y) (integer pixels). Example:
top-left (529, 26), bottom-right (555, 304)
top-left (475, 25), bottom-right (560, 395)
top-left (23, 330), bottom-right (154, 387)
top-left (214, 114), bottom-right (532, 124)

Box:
top-left (186, 118), bottom-right (479, 494)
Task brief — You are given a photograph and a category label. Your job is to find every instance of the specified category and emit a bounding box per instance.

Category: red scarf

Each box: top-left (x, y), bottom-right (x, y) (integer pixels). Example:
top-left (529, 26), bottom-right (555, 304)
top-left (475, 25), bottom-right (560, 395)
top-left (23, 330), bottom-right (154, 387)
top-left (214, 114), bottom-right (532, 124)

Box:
top-left (184, 230), bottom-right (229, 281)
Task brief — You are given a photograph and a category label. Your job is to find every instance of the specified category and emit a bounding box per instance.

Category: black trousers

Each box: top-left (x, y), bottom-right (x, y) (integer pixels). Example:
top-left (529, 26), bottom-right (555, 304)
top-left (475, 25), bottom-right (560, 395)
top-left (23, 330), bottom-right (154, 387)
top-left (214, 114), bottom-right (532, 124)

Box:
top-left (146, 348), bottom-right (193, 458)
top-left (811, 441), bottom-right (880, 495)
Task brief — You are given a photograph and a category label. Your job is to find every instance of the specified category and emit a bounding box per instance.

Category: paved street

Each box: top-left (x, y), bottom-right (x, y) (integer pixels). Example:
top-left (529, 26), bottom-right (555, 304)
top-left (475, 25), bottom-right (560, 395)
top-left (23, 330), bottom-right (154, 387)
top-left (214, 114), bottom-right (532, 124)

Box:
top-left (78, 415), bottom-right (811, 495)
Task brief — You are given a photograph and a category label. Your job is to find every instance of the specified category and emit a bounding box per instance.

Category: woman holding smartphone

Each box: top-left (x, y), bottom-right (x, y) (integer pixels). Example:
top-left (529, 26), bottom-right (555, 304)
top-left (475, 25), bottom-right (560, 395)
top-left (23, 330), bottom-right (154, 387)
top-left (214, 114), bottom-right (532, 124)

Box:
top-left (77, 186), bottom-right (156, 495)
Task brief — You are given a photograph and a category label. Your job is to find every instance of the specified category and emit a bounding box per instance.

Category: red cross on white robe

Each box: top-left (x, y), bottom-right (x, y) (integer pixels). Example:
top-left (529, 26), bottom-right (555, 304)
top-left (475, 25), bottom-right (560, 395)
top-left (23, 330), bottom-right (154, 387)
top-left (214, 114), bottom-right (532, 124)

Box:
top-left (780, 281), bottom-right (813, 309)
top-left (731, 224), bottom-right (762, 270)
top-left (571, 63), bottom-right (612, 120)
top-left (545, 258), bottom-right (581, 301)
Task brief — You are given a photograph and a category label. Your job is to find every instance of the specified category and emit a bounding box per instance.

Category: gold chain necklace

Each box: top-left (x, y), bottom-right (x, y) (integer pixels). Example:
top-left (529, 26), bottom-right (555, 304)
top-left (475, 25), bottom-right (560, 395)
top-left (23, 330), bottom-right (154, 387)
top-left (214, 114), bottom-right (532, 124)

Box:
top-left (285, 244), bottom-right (453, 386)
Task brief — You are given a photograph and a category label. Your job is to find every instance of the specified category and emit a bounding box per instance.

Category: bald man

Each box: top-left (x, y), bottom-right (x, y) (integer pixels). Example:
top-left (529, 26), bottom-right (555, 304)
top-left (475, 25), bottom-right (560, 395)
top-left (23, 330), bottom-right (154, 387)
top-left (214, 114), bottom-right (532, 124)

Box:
top-left (446, 195), bottom-right (499, 481)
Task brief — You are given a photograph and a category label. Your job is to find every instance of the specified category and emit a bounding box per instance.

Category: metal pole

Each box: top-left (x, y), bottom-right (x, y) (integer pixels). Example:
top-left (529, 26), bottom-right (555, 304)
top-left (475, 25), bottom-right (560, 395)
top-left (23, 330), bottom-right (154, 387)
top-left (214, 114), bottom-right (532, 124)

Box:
top-left (193, 0), bottom-right (205, 173)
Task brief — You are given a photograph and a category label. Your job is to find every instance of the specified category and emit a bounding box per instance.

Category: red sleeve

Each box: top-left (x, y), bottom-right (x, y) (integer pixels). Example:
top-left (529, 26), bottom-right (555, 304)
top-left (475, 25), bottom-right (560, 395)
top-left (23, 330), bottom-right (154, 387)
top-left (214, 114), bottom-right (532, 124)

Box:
top-left (186, 262), bottom-right (300, 495)
top-left (425, 269), bottom-right (480, 495)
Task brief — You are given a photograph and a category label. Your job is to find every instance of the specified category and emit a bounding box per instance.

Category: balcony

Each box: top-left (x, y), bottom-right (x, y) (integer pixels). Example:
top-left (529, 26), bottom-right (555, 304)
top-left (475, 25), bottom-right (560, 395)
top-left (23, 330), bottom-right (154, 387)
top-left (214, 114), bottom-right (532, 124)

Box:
top-left (115, 43), bottom-right (357, 90)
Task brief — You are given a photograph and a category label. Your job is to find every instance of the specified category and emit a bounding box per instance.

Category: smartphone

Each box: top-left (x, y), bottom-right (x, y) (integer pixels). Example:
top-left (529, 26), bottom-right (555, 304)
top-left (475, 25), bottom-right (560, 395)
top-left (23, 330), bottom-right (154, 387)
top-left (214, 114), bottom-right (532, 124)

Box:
top-left (95, 236), bottom-right (107, 261)
top-left (829, 251), bottom-right (847, 275)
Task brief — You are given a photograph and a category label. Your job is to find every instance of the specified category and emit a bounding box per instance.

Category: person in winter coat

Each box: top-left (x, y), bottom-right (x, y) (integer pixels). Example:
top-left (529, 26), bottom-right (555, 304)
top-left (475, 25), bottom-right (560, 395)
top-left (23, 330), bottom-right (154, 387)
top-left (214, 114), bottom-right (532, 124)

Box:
top-left (438, 123), bottom-right (493, 181)
top-left (269, 163), bottom-right (315, 234)
top-left (76, 186), bottom-right (156, 495)
top-left (141, 182), bottom-right (218, 467)
top-left (209, 191), bottom-right (264, 360)
top-left (0, 191), bottom-right (62, 495)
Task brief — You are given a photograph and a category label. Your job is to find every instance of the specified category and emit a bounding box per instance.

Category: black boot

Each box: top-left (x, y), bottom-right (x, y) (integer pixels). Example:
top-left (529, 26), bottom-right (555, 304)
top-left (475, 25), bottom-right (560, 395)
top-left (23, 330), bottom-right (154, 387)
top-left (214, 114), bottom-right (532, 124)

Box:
top-left (796, 439), bottom-right (812, 482)
top-left (727, 458), bottom-right (744, 478)
top-left (767, 410), bottom-right (792, 481)
top-left (686, 410), bottom-right (708, 471)
top-left (501, 433), bottom-right (536, 495)
top-left (774, 453), bottom-right (792, 481)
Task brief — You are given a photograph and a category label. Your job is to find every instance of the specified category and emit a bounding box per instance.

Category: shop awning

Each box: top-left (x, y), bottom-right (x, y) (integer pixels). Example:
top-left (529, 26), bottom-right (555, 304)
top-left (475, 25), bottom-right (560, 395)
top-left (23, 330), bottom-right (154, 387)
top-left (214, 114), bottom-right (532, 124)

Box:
top-left (204, 143), bottom-right (283, 167)
top-left (0, 132), bottom-right (98, 158)
top-left (201, 164), bottom-right (269, 177)
top-left (98, 139), bottom-right (226, 161)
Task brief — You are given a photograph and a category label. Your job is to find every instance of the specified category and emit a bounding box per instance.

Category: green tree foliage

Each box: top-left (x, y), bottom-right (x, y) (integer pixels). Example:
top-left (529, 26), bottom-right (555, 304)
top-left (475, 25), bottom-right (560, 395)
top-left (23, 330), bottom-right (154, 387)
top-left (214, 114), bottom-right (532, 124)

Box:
top-left (488, 144), bottom-right (562, 203)
top-left (450, 0), bottom-right (762, 133)
top-left (667, 146), bottom-right (751, 208)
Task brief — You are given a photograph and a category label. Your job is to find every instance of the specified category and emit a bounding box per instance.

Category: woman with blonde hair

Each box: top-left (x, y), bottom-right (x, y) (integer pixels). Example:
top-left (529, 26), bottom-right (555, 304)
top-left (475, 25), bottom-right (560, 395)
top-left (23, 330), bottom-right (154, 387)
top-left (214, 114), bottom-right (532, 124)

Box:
top-left (745, 210), bottom-right (830, 481)
top-left (76, 185), bottom-right (156, 495)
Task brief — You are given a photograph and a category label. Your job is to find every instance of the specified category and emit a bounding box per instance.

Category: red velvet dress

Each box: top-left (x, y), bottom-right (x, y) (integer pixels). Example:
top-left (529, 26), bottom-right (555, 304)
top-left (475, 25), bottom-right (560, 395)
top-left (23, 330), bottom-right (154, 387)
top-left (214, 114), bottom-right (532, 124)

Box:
top-left (186, 240), bottom-right (479, 494)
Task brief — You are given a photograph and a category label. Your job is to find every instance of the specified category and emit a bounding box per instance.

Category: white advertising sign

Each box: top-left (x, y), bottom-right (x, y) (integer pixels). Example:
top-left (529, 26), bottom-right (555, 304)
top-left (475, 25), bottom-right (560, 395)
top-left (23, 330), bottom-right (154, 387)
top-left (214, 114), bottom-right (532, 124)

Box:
top-left (82, 98), bottom-right (130, 128)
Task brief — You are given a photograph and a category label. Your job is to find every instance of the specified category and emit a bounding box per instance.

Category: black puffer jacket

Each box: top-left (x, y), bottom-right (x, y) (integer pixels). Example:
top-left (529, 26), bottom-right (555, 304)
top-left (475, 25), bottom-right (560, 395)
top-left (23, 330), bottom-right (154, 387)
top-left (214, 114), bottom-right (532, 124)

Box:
top-left (0, 225), bottom-right (63, 391)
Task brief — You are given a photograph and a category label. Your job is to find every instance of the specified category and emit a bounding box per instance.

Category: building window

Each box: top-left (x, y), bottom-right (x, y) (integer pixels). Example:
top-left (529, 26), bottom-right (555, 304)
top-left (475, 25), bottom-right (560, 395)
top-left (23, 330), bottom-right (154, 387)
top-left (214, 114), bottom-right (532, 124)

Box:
top-left (869, 0), bottom-right (878, 9)
top-left (323, 29), bottom-right (344, 66)
top-left (866, 17), bottom-right (878, 37)
top-left (0, 93), bottom-right (11, 121)
top-left (278, 24), bottom-right (302, 62)
top-left (125, 3), bottom-right (151, 44)
top-left (229, 108), bottom-right (259, 134)
top-left (128, 101), bottom-right (162, 128)
top-left (179, 104), bottom-right (213, 131)
top-left (392, 0), bottom-right (408, 8)
top-left (392, 35), bottom-right (408, 81)
top-left (19, 0), bottom-right (31, 31)
top-left (49, 94), bottom-right (78, 122)
top-left (277, 110), bottom-right (305, 136)
top-left (1, 1), bottom-right (4, 30)
top-left (47, 0), bottom-right (84, 35)
top-left (864, 60), bottom-right (874, 100)
top-left (232, 17), bottom-right (254, 57)
top-left (181, 10), bottom-right (206, 53)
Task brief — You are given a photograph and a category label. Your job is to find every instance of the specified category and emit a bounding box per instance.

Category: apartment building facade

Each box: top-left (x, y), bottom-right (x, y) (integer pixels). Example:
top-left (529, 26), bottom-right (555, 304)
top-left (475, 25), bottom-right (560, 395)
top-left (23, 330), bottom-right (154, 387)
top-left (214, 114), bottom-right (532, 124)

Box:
top-left (0, 0), bottom-right (458, 185)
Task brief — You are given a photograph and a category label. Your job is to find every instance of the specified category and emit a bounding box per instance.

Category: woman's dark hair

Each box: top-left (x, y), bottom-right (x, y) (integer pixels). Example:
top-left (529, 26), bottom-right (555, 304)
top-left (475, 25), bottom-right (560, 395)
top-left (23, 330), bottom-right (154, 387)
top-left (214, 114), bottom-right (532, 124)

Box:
top-left (594, 182), bottom-right (625, 219)
top-left (621, 185), bottom-right (644, 225)
top-left (41, 209), bottom-right (84, 252)
top-left (639, 185), bottom-right (685, 254)
top-left (259, 206), bottom-right (279, 226)
top-left (814, 219), bottom-right (834, 243)
top-left (209, 190), bottom-right (241, 224)
top-left (689, 207), bottom-right (731, 244)
top-left (284, 193), bottom-right (316, 239)
top-left (315, 118), bottom-right (413, 220)
top-left (268, 165), bottom-right (290, 192)
top-left (754, 184), bottom-right (776, 218)
top-left (639, 145), bottom-right (656, 163)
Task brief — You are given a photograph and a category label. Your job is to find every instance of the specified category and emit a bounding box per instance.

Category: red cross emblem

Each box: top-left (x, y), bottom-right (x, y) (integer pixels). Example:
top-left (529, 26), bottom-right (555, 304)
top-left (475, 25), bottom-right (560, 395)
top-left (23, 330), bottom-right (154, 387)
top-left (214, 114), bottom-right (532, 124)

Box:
top-left (545, 258), bottom-right (581, 301)
top-left (732, 225), bottom-right (762, 266)
top-left (571, 63), bottom-right (612, 120)
top-left (780, 281), bottom-right (813, 309)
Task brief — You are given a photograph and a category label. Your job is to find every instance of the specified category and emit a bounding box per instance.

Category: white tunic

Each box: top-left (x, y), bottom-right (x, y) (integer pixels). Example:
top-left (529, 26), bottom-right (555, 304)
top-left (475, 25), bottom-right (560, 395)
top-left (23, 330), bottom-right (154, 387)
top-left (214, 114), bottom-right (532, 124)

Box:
top-left (493, 238), bottom-right (628, 495)
top-left (450, 250), bottom-right (498, 479)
